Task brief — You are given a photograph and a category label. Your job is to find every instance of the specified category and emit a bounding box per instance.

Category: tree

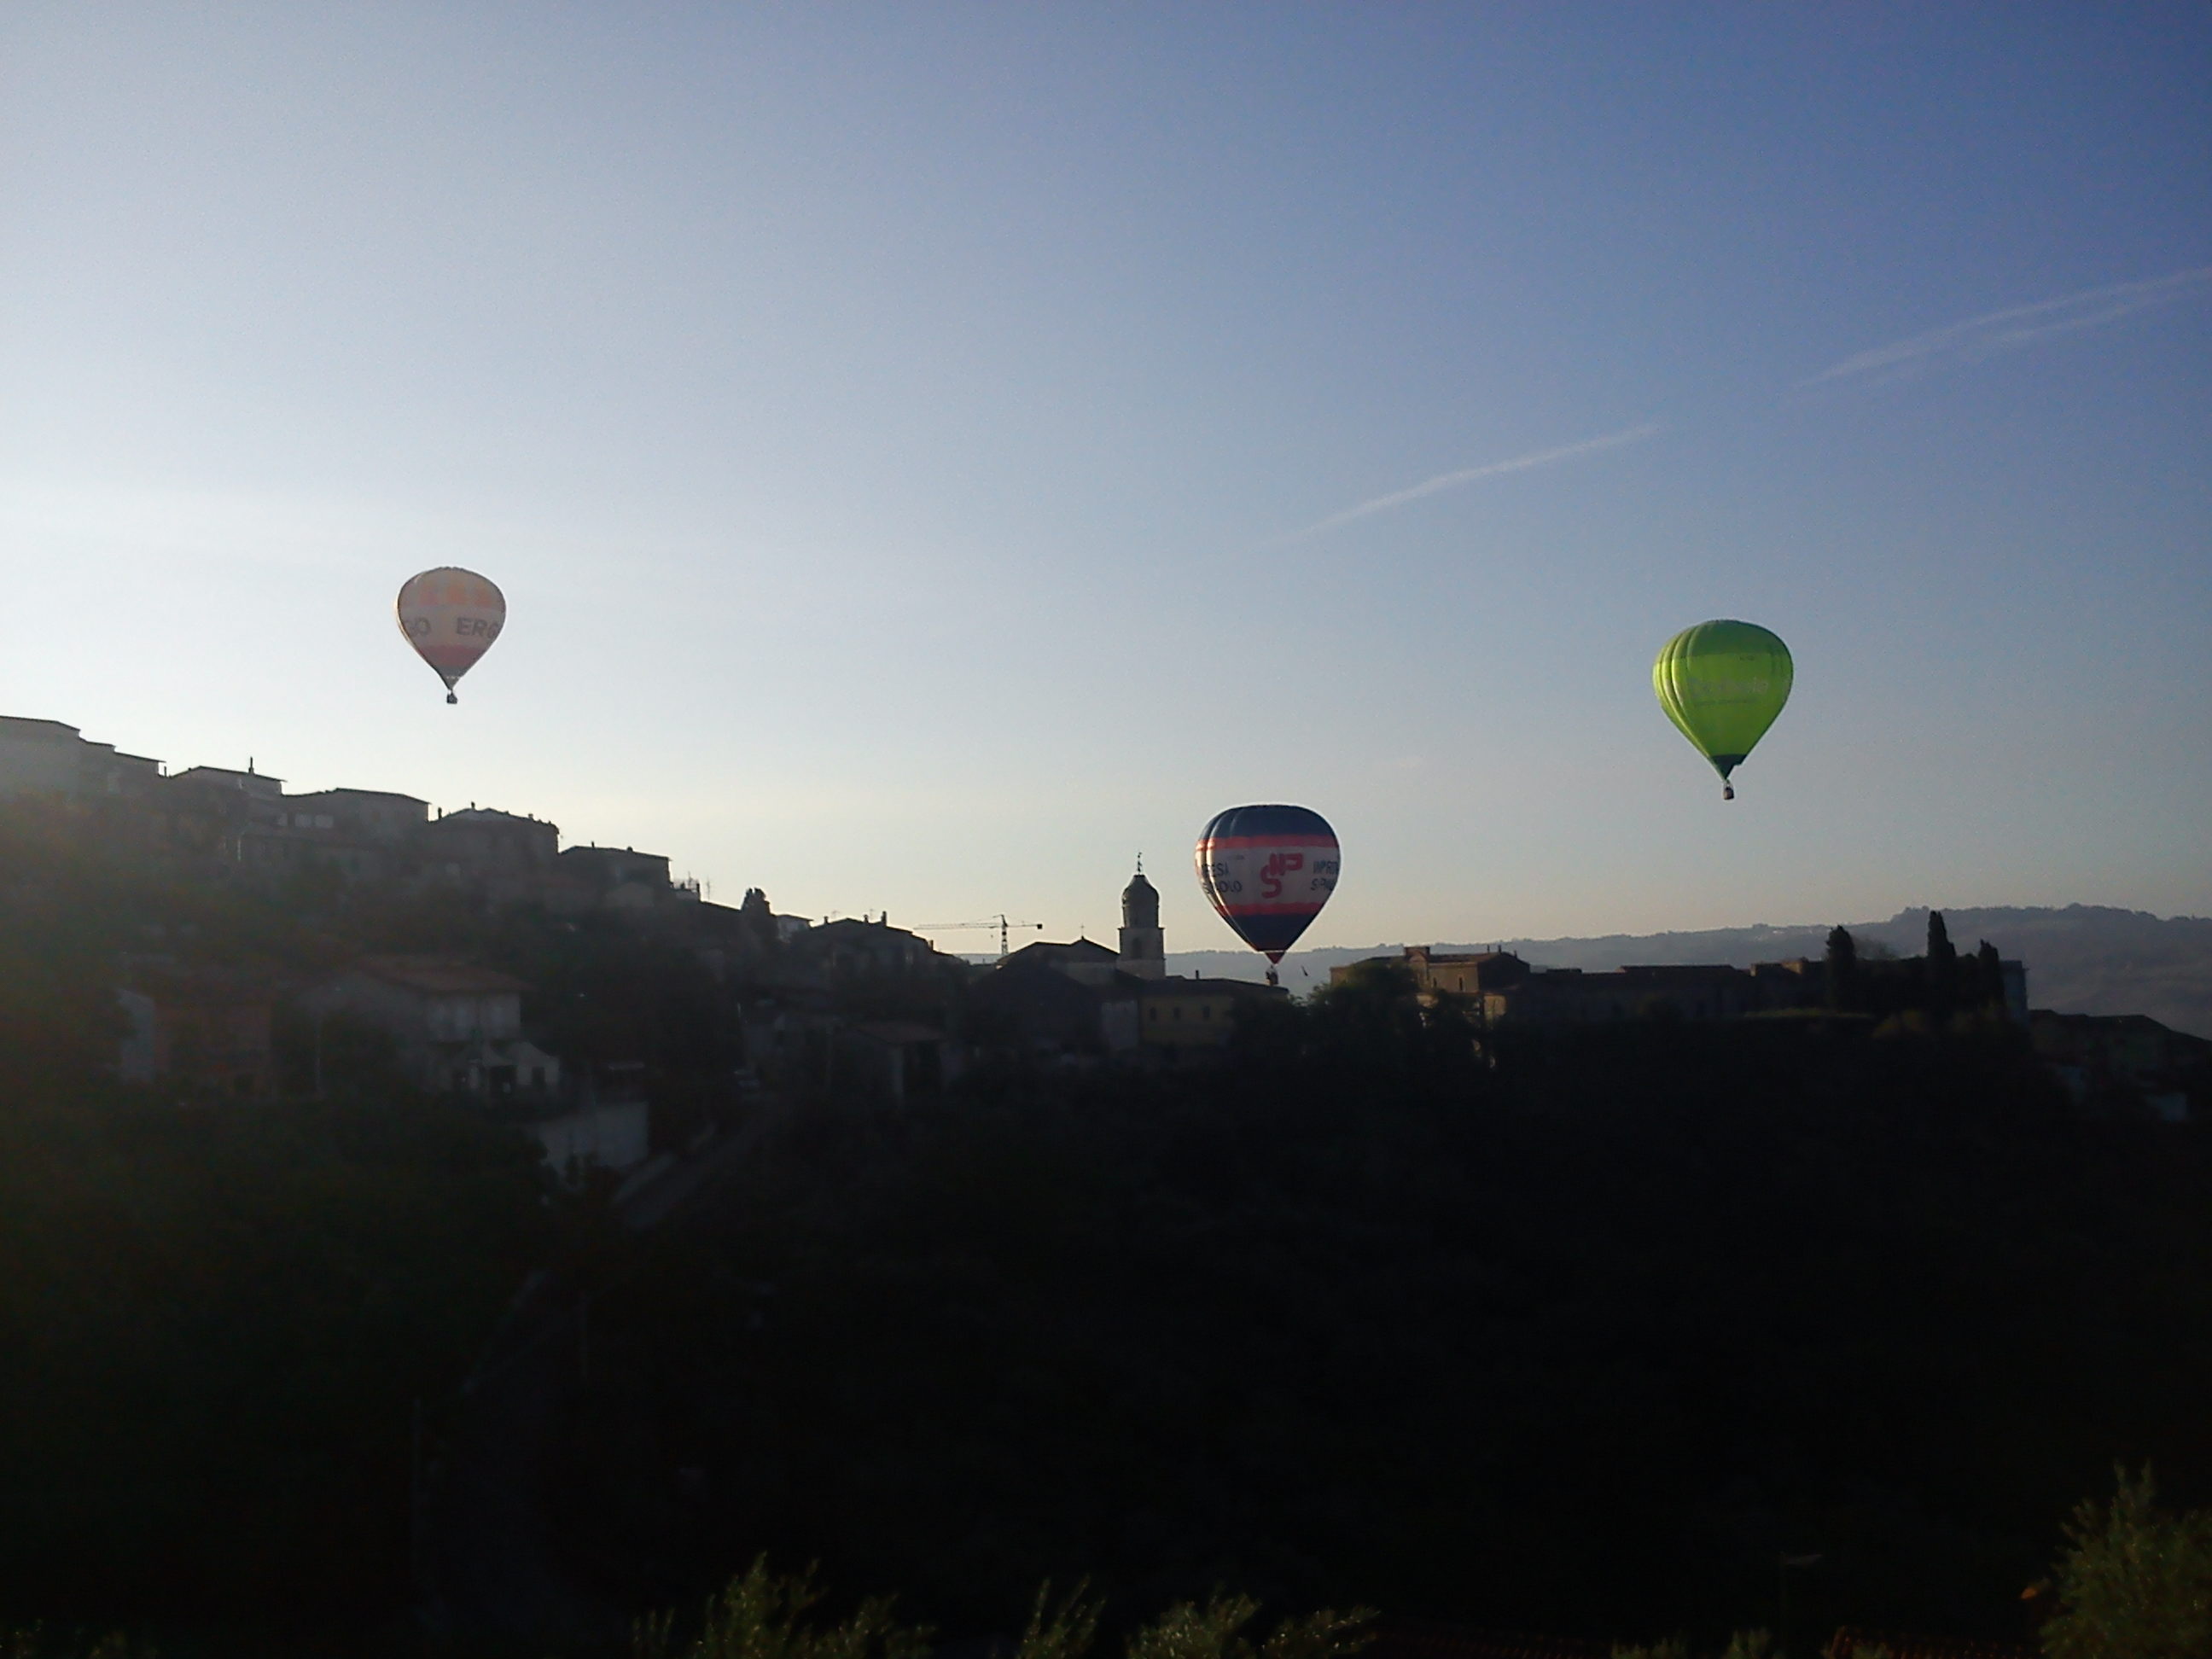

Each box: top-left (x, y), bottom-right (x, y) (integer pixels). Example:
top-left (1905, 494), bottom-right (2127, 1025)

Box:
top-left (1977, 939), bottom-right (2005, 1015)
top-left (2040, 1465), bottom-right (2212, 1659)
top-left (1825, 925), bottom-right (1860, 1011)
top-left (1926, 911), bottom-right (1958, 1018)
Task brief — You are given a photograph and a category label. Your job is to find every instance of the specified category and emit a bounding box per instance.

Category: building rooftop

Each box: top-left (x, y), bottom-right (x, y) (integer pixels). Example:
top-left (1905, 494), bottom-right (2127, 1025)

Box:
top-left (171, 764), bottom-right (285, 793)
top-left (438, 806), bottom-right (551, 824)
top-left (294, 787), bottom-right (431, 806)
top-left (1001, 939), bottom-right (1116, 969)
top-left (0, 716), bottom-right (83, 740)
top-left (1132, 973), bottom-right (1282, 998)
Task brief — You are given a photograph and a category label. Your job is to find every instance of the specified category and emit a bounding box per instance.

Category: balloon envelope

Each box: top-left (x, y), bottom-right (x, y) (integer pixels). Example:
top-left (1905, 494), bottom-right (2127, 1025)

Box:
top-left (398, 568), bottom-right (506, 701)
top-left (1195, 804), bottom-right (1340, 963)
top-left (1653, 619), bottom-right (1793, 789)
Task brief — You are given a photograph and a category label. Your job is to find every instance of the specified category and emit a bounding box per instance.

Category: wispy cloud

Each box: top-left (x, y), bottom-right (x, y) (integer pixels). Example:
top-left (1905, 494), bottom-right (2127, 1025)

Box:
top-left (1275, 422), bottom-right (1662, 544)
top-left (1802, 265), bottom-right (2212, 388)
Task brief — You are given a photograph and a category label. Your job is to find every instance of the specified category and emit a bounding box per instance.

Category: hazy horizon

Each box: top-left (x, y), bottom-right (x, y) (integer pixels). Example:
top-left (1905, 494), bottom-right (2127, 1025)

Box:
top-left (5, 5), bottom-right (2207, 948)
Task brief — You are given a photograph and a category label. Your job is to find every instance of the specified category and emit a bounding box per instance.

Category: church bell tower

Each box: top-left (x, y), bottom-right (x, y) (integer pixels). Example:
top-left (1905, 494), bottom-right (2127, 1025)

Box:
top-left (1118, 859), bottom-right (1166, 980)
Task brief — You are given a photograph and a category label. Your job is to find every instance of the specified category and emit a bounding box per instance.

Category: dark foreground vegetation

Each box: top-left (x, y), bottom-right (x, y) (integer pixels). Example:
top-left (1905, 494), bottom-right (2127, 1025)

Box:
top-left (0, 1092), bottom-right (549, 1642)
top-left (9, 1487), bottom-right (2210, 1659)
top-left (554, 977), bottom-right (2212, 1654)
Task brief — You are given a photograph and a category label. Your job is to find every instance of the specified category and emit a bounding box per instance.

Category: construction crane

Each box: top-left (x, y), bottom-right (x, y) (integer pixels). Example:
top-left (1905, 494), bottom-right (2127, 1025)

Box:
top-left (911, 915), bottom-right (1045, 959)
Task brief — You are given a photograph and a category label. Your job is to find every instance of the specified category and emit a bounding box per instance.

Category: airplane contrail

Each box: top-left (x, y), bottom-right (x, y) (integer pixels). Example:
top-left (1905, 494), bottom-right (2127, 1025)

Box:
top-left (1802, 265), bottom-right (2212, 387)
top-left (1276, 422), bottom-right (1662, 544)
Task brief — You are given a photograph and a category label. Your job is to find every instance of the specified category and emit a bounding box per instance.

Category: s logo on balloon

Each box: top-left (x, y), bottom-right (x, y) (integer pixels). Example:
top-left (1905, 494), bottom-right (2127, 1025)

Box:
top-left (1196, 804), bottom-right (1340, 985)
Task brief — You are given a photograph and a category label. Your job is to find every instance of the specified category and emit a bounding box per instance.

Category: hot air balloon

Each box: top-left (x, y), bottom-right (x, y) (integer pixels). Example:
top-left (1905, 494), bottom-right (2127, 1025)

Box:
top-left (1653, 619), bottom-right (1793, 800)
top-left (397, 568), bottom-right (506, 703)
top-left (1195, 804), bottom-right (1340, 985)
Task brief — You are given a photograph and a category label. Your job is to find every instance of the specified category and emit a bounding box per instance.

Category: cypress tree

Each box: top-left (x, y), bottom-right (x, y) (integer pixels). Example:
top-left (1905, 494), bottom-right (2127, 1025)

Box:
top-left (1977, 939), bottom-right (2005, 1015)
top-left (1926, 911), bottom-right (1958, 1018)
top-left (1825, 925), bottom-right (1859, 1012)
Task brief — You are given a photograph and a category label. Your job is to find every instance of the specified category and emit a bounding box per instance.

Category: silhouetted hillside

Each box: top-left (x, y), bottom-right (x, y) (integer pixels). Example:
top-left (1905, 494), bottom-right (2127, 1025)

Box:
top-left (551, 988), bottom-right (2212, 1649)
top-left (1171, 905), bottom-right (2212, 1037)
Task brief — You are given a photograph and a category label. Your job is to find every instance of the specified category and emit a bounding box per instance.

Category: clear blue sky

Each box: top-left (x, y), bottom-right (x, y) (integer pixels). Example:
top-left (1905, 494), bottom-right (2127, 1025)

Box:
top-left (3, 4), bottom-right (2207, 948)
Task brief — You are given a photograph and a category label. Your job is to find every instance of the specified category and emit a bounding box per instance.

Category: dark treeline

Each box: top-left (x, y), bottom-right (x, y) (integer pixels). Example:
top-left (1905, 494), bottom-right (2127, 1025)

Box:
top-left (1822, 912), bottom-right (2014, 1025)
top-left (555, 966), bottom-right (2212, 1651)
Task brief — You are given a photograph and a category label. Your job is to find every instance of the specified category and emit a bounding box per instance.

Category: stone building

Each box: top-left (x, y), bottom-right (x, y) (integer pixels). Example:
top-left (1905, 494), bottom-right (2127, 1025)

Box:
top-left (1338, 946), bottom-right (1812, 1024)
top-left (0, 716), bottom-right (162, 803)
top-left (1133, 974), bottom-right (1278, 1054)
top-left (276, 788), bottom-right (432, 882)
top-left (115, 962), bottom-right (275, 1097)
top-left (558, 843), bottom-right (701, 913)
top-left (302, 955), bottom-right (561, 1098)
top-left (2032, 1010), bottom-right (2211, 1121)
top-left (424, 806), bottom-right (562, 902)
top-left (804, 917), bottom-right (941, 979)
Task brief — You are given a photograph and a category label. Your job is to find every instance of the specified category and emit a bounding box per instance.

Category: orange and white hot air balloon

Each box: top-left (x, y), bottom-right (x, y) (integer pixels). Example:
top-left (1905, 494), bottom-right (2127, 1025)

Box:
top-left (396, 568), bottom-right (505, 703)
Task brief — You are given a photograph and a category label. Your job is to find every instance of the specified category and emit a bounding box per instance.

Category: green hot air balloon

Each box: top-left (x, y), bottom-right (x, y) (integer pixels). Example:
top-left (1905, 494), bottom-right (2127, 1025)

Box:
top-left (1653, 620), bottom-right (1794, 800)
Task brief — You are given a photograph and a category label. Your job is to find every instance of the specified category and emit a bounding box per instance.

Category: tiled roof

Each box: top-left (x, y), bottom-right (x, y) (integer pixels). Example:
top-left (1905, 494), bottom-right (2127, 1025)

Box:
top-left (294, 787), bottom-right (431, 805)
top-left (1002, 939), bottom-right (1116, 965)
top-left (1136, 974), bottom-right (1282, 998)
top-left (437, 806), bottom-right (547, 824)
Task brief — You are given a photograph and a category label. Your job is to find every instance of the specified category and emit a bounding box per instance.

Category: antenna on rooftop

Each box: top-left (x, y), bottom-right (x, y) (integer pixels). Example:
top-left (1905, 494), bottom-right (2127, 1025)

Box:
top-left (911, 914), bottom-right (1045, 958)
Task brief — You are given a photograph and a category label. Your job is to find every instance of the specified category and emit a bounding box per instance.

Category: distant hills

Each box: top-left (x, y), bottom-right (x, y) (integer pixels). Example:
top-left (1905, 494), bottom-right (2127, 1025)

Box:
top-left (1165, 905), bottom-right (2212, 1038)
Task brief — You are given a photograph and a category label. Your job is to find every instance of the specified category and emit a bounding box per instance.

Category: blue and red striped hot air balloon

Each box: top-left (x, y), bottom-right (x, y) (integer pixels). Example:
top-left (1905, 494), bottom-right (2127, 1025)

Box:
top-left (1195, 805), bottom-right (1340, 984)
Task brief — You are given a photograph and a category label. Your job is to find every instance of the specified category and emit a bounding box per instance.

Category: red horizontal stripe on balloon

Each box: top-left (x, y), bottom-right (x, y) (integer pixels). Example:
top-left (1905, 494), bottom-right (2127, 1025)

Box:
top-left (1198, 835), bottom-right (1341, 851)
top-left (1216, 901), bottom-right (1329, 917)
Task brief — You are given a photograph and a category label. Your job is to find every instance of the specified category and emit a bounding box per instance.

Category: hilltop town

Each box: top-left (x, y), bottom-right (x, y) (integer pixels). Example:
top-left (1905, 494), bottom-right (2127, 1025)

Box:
top-left (5, 711), bottom-right (2207, 1164)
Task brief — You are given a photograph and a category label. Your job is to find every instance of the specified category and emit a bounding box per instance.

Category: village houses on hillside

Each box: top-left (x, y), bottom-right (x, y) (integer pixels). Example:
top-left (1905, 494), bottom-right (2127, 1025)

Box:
top-left (0, 713), bottom-right (719, 917)
top-left (0, 713), bottom-right (816, 1167)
